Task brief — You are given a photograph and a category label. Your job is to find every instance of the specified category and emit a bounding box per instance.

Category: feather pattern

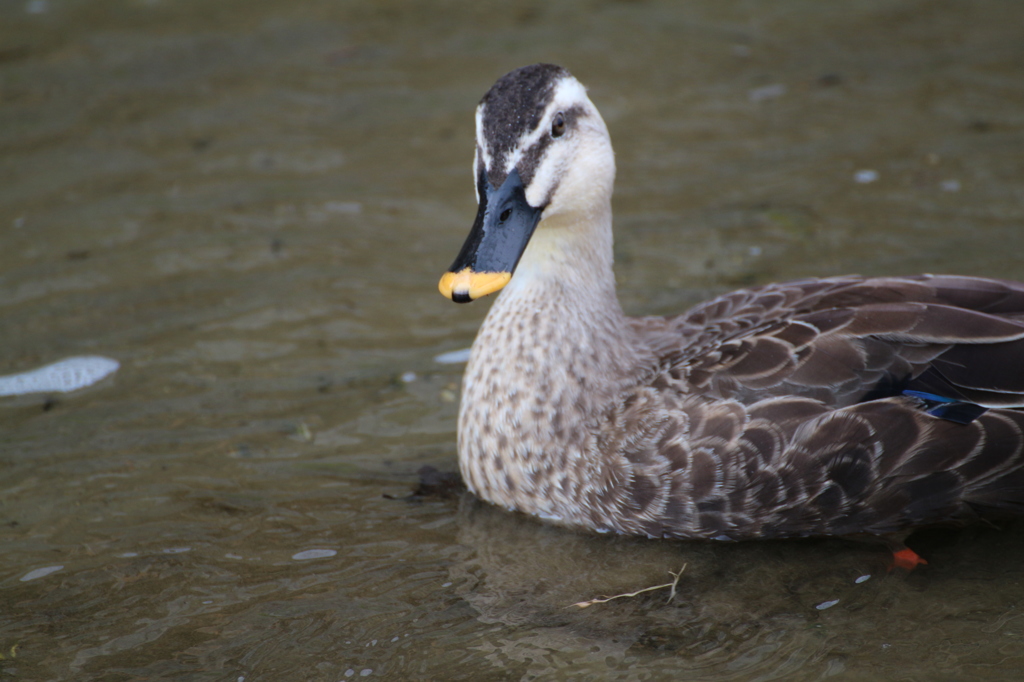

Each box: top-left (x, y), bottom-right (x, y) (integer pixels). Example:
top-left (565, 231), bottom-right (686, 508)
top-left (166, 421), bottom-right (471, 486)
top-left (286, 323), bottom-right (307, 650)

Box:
top-left (446, 65), bottom-right (1024, 541)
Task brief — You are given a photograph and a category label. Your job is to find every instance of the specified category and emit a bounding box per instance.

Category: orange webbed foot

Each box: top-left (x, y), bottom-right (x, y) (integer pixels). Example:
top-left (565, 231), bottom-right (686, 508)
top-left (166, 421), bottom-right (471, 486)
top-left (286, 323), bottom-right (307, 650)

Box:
top-left (890, 547), bottom-right (928, 571)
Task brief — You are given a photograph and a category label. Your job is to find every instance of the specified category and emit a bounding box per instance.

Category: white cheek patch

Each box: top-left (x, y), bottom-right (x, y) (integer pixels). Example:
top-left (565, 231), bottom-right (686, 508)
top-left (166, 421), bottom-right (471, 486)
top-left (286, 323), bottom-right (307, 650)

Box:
top-left (524, 145), bottom-right (564, 208)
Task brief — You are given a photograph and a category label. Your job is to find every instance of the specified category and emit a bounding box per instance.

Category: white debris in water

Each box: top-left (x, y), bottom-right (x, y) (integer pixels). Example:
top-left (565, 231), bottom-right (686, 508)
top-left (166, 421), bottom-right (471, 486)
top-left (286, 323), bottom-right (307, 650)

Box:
top-left (748, 83), bottom-right (786, 102)
top-left (854, 169), bottom-right (879, 184)
top-left (291, 549), bottom-right (337, 561)
top-left (20, 565), bottom-right (63, 582)
top-left (436, 348), bottom-right (475, 364)
top-left (162, 547), bottom-right (191, 554)
top-left (855, 574), bottom-right (871, 584)
top-left (400, 371), bottom-right (417, 383)
top-left (118, 552), bottom-right (139, 558)
top-left (940, 179), bottom-right (961, 192)
top-left (360, 671), bottom-right (373, 677)
top-left (434, 348), bottom-right (471, 364)
top-left (0, 356), bottom-right (119, 397)
top-left (816, 599), bottom-right (840, 610)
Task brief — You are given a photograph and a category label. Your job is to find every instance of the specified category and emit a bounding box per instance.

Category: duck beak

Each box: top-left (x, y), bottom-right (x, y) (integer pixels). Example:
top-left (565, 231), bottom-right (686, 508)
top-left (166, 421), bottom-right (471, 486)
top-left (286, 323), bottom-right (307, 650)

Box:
top-left (439, 168), bottom-right (543, 303)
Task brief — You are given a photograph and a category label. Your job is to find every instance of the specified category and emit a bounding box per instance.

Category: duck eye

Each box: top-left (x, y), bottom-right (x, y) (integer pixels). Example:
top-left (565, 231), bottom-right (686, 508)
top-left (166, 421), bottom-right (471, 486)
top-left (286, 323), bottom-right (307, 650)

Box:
top-left (551, 112), bottom-right (566, 138)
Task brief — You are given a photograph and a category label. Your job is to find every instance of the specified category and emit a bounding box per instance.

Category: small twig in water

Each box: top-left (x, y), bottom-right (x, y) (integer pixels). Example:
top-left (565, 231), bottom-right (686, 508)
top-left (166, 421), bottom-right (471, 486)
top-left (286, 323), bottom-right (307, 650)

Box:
top-left (666, 564), bottom-right (685, 604)
top-left (569, 564), bottom-right (687, 609)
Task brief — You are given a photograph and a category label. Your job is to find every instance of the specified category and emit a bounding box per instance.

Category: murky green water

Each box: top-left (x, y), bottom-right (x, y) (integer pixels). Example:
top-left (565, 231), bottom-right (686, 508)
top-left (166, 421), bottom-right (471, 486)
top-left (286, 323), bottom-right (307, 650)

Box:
top-left (3, 0), bottom-right (1024, 679)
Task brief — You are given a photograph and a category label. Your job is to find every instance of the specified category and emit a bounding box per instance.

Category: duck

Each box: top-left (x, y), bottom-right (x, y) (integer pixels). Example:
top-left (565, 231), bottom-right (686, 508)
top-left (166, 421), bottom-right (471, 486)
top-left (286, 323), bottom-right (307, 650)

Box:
top-left (437, 63), bottom-right (1024, 544)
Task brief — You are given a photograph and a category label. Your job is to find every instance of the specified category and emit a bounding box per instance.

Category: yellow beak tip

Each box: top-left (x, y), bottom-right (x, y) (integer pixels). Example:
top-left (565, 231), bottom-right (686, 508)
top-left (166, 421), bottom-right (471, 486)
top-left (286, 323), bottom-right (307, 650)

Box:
top-left (439, 269), bottom-right (512, 302)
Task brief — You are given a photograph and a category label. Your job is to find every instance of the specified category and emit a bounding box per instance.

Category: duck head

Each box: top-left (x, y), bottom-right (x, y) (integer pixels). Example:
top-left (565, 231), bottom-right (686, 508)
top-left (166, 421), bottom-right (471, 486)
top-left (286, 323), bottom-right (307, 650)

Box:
top-left (439, 64), bottom-right (616, 303)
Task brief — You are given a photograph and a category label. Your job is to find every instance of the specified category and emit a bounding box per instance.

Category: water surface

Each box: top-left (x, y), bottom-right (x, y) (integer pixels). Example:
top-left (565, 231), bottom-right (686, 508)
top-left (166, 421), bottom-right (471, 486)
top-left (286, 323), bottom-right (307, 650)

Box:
top-left (3, 0), bottom-right (1024, 679)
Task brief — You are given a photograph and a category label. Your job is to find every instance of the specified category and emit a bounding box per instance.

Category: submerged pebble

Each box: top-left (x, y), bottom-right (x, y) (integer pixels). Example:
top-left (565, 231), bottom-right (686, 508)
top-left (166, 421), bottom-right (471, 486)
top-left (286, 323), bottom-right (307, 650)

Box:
top-left (20, 565), bottom-right (63, 582)
top-left (292, 549), bottom-right (337, 561)
top-left (748, 83), bottom-right (786, 102)
top-left (854, 169), bottom-right (879, 184)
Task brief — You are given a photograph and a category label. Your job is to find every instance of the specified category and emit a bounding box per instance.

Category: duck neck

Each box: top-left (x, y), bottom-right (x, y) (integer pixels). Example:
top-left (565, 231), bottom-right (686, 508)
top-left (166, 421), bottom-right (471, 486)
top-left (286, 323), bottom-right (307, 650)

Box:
top-left (457, 205), bottom-right (655, 516)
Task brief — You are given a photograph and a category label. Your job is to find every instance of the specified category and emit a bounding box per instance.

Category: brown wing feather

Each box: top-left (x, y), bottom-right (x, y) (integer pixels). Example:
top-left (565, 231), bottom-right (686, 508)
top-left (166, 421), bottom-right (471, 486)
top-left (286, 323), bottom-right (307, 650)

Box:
top-left (635, 275), bottom-right (1024, 409)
